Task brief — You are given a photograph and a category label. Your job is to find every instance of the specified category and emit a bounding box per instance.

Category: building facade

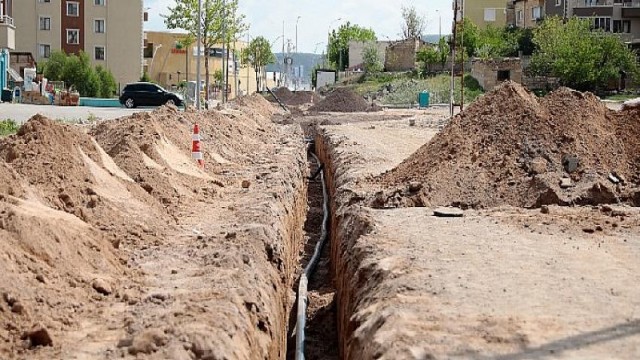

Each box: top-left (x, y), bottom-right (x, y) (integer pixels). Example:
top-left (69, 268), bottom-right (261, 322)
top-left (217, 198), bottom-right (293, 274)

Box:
top-left (145, 31), bottom-right (257, 99)
top-left (511, 0), bottom-right (546, 28)
top-left (570, 0), bottom-right (640, 40)
top-left (464, 0), bottom-right (509, 28)
top-left (0, 0), bottom-right (16, 91)
top-left (12, 0), bottom-right (144, 88)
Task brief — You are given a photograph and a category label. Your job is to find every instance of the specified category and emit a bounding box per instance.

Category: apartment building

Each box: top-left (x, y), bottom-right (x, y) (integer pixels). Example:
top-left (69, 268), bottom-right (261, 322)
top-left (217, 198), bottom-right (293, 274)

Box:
top-left (464, 0), bottom-right (509, 28)
top-left (12, 0), bottom-right (144, 87)
top-left (569, 0), bottom-right (640, 39)
top-left (0, 0), bottom-right (16, 91)
top-left (511, 0), bottom-right (546, 28)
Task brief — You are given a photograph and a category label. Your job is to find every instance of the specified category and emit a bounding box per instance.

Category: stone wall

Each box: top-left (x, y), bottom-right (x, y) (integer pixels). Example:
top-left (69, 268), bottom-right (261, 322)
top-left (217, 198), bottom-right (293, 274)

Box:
top-left (385, 39), bottom-right (423, 72)
top-left (471, 58), bottom-right (523, 90)
top-left (348, 41), bottom-right (389, 70)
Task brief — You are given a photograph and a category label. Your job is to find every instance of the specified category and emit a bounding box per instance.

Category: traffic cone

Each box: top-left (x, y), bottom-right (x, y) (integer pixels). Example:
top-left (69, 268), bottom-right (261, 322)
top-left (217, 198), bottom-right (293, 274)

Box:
top-left (192, 123), bottom-right (204, 168)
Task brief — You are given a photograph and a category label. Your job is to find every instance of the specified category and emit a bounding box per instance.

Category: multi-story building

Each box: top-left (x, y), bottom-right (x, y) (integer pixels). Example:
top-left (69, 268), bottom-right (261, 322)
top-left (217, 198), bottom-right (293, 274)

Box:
top-left (511, 0), bottom-right (546, 28)
top-left (12, 0), bottom-right (144, 88)
top-left (0, 0), bottom-right (16, 91)
top-left (464, 0), bottom-right (509, 28)
top-left (569, 0), bottom-right (639, 39)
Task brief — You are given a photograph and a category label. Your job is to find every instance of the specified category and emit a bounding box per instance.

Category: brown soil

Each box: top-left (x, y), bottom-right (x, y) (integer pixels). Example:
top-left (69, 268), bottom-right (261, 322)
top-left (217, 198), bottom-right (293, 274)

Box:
top-left (375, 82), bottom-right (640, 209)
top-left (272, 88), bottom-right (321, 106)
top-left (0, 94), bottom-right (309, 359)
top-left (308, 88), bottom-right (381, 113)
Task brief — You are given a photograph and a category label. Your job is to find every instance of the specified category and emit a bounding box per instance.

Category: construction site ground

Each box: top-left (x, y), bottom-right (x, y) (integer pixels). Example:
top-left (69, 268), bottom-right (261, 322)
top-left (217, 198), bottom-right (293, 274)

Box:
top-left (312, 112), bottom-right (640, 359)
top-left (1, 83), bottom-right (639, 360)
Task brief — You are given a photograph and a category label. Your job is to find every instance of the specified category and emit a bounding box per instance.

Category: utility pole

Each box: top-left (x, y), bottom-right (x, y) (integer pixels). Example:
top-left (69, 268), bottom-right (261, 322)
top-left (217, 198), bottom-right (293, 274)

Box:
top-left (221, 0), bottom-right (227, 103)
top-left (450, 0), bottom-right (458, 117)
top-left (196, 0), bottom-right (202, 110)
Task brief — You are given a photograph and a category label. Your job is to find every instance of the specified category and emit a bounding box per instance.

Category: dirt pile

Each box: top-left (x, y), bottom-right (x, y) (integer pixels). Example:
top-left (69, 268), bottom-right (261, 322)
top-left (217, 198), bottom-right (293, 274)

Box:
top-left (375, 82), bottom-right (640, 208)
top-left (309, 88), bottom-right (381, 113)
top-left (272, 88), bottom-right (321, 106)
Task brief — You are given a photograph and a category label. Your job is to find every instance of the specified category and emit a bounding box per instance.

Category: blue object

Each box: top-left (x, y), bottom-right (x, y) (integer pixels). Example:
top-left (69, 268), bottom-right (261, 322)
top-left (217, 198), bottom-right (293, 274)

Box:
top-left (418, 91), bottom-right (430, 108)
top-left (0, 49), bottom-right (8, 92)
top-left (79, 98), bottom-right (121, 107)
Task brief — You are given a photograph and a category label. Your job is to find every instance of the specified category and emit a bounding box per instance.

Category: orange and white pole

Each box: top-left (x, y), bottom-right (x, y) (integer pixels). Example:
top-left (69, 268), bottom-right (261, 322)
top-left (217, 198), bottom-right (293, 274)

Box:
top-left (192, 123), bottom-right (204, 168)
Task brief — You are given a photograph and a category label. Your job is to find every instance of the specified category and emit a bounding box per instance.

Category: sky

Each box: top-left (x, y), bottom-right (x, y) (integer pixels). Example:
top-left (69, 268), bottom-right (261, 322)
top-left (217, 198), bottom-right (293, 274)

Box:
top-left (144, 0), bottom-right (454, 54)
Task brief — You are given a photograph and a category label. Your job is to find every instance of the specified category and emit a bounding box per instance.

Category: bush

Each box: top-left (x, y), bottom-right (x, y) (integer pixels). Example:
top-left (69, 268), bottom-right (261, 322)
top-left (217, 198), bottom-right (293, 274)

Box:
top-left (43, 50), bottom-right (117, 97)
top-left (95, 65), bottom-right (117, 98)
top-left (0, 119), bottom-right (19, 137)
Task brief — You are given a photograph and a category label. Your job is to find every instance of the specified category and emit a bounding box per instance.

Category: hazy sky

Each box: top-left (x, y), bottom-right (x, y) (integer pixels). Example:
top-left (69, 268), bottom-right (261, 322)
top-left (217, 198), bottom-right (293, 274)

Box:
top-left (144, 0), bottom-right (454, 53)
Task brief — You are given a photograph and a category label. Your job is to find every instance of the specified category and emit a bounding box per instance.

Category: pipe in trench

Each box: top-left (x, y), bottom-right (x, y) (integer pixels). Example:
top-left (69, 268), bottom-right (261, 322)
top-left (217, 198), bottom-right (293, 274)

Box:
top-left (294, 145), bottom-right (330, 360)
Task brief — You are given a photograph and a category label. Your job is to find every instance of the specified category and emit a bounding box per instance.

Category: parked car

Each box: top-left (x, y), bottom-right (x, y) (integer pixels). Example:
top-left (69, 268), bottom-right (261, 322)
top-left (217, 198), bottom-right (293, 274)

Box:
top-left (119, 82), bottom-right (184, 108)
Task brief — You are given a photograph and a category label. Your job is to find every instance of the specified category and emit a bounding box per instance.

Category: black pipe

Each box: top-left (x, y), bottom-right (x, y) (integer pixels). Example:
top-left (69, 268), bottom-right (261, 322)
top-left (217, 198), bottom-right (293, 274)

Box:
top-left (295, 149), bottom-right (330, 360)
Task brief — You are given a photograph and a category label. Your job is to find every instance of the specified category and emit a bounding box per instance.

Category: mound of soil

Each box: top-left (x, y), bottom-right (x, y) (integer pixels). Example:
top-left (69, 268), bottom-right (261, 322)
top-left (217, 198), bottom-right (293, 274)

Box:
top-left (271, 88), bottom-right (321, 106)
top-left (309, 88), bottom-right (381, 113)
top-left (375, 82), bottom-right (640, 209)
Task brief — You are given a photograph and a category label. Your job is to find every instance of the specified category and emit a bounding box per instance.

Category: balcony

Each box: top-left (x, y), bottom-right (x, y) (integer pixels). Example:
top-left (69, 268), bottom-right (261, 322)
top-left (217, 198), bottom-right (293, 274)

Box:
top-left (0, 15), bottom-right (16, 50)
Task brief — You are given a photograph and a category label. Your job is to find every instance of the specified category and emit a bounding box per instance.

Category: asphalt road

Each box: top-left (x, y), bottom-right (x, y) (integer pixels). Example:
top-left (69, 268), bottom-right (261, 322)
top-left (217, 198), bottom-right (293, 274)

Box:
top-left (0, 103), bottom-right (153, 123)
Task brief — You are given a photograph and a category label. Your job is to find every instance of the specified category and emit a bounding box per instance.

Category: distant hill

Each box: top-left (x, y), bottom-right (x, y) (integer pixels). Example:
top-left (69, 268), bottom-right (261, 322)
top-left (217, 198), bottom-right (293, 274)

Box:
top-left (422, 34), bottom-right (448, 43)
top-left (266, 53), bottom-right (325, 82)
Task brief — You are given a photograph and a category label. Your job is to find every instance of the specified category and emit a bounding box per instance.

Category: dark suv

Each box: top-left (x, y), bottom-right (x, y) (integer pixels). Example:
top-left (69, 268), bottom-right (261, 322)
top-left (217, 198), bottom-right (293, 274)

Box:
top-left (119, 82), bottom-right (184, 108)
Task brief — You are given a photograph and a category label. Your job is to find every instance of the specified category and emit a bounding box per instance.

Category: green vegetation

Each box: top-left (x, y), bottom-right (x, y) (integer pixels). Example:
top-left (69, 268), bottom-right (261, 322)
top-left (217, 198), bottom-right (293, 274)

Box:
top-left (41, 51), bottom-right (117, 97)
top-left (602, 93), bottom-right (638, 101)
top-left (530, 17), bottom-right (639, 91)
top-left (362, 43), bottom-right (383, 74)
top-left (241, 36), bottom-right (276, 92)
top-left (327, 22), bottom-right (376, 71)
top-left (349, 73), bottom-right (483, 106)
top-left (400, 5), bottom-right (426, 40)
top-left (0, 119), bottom-right (19, 137)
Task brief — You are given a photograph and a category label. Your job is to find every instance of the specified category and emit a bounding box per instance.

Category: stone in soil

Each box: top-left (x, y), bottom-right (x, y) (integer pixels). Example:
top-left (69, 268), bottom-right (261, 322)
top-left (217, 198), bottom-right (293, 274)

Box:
top-left (92, 279), bottom-right (112, 296)
top-left (24, 323), bottom-right (53, 347)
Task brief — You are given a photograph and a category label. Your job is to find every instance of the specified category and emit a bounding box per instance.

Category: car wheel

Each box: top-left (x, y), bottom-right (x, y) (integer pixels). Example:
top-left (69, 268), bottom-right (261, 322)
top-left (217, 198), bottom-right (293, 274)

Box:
top-left (124, 98), bottom-right (135, 108)
top-left (166, 98), bottom-right (175, 106)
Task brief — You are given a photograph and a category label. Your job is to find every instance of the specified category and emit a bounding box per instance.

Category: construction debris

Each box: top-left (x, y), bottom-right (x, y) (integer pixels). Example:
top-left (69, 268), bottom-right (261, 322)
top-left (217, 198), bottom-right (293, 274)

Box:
top-left (309, 88), bottom-right (382, 113)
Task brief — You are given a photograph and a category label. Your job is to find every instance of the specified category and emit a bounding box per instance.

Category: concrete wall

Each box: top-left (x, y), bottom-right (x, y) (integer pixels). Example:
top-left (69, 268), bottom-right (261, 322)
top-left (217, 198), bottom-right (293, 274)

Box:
top-left (471, 58), bottom-right (523, 90)
top-left (514, 0), bottom-right (545, 28)
top-left (348, 40), bottom-right (388, 69)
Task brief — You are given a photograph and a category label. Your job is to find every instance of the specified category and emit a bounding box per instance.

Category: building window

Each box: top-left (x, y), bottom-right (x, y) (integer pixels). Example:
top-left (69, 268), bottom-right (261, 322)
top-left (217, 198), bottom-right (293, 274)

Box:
top-left (66, 1), bottom-right (79, 17)
top-left (594, 17), bottom-right (611, 32)
top-left (39, 44), bottom-right (51, 58)
top-left (484, 8), bottom-right (496, 22)
top-left (517, 10), bottom-right (523, 23)
top-left (498, 70), bottom-right (511, 81)
top-left (556, 0), bottom-right (561, 6)
top-left (95, 46), bottom-right (105, 60)
top-left (39, 16), bottom-right (51, 30)
top-left (67, 29), bottom-right (79, 44)
top-left (95, 0), bottom-right (105, 5)
top-left (39, 0), bottom-right (51, 3)
top-left (532, 6), bottom-right (541, 20)
top-left (94, 19), bottom-right (105, 33)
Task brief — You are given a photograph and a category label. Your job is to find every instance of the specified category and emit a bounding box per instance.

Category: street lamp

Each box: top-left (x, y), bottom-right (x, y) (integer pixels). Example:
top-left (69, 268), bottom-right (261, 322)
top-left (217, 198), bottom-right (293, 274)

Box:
top-left (328, 17), bottom-right (343, 71)
top-left (295, 16), bottom-right (301, 90)
top-left (435, 10), bottom-right (442, 39)
top-left (196, 0), bottom-right (202, 109)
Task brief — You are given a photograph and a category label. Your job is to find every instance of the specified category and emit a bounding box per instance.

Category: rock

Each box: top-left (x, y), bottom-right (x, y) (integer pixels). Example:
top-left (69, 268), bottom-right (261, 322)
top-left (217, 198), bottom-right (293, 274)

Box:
top-left (11, 302), bottom-right (25, 315)
top-left (3, 292), bottom-right (17, 306)
top-left (24, 323), bottom-right (53, 347)
top-left (241, 180), bottom-right (251, 189)
top-left (596, 225), bottom-right (604, 231)
top-left (608, 173), bottom-right (621, 184)
top-left (225, 232), bottom-right (237, 240)
top-left (409, 119), bottom-right (416, 126)
top-left (92, 279), bottom-right (112, 296)
top-left (540, 205), bottom-right (550, 214)
top-left (128, 329), bottom-right (168, 355)
top-left (149, 293), bottom-right (170, 302)
top-left (171, 269), bottom-right (178, 275)
top-left (560, 178), bottom-right (573, 189)
top-left (35, 274), bottom-right (46, 284)
top-left (433, 207), bottom-right (464, 218)
top-left (242, 254), bottom-right (251, 265)
top-left (408, 182), bottom-right (422, 192)
top-left (583, 227), bottom-right (595, 234)
top-left (562, 154), bottom-right (579, 173)
top-left (530, 157), bottom-right (548, 175)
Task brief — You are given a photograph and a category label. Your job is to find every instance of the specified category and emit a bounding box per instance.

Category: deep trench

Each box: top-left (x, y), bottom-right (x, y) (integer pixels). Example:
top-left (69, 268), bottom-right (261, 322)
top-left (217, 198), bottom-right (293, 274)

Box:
top-left (285, 140), bottom-right (340, 360)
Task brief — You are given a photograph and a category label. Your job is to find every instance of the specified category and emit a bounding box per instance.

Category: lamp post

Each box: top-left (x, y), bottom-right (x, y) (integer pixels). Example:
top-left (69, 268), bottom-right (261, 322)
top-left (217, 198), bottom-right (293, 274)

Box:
top-left (328, 17), bottom-right (342, 75)
top-left (436, 10), bottom-right (442, 39)
top-left (295, 16), bottom-right (301, 90)
top-left (149, 44), bottom-right (163, 77)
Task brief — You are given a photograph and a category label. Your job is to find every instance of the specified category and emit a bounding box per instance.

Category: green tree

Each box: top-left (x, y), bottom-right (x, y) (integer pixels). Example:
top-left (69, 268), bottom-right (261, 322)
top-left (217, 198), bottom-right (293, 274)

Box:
top-left (400, 5), bottom-right (426, 40)
top-left (328, 22), bottom-right (376, 71)
top-left (42, 51), bottom-right (67, 81)
top-left (95, 65), bottom-right (117, 98)
top-left (164, 0), bottom-right (246, 102)
top-left (241, 36), bottom-right (275, 92)
top-left (530, 17), bottom-right (639, 91)
top-left (454, 18), bottom-right (479, 58)
top-left (438, 37), bottom-right (450, 67)
top-left (476, 25), bottom-right (519, 58)
top-left (417, 46), bottom-right (439, 76)
top-left (362, 43), bottom-right (383, 73)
